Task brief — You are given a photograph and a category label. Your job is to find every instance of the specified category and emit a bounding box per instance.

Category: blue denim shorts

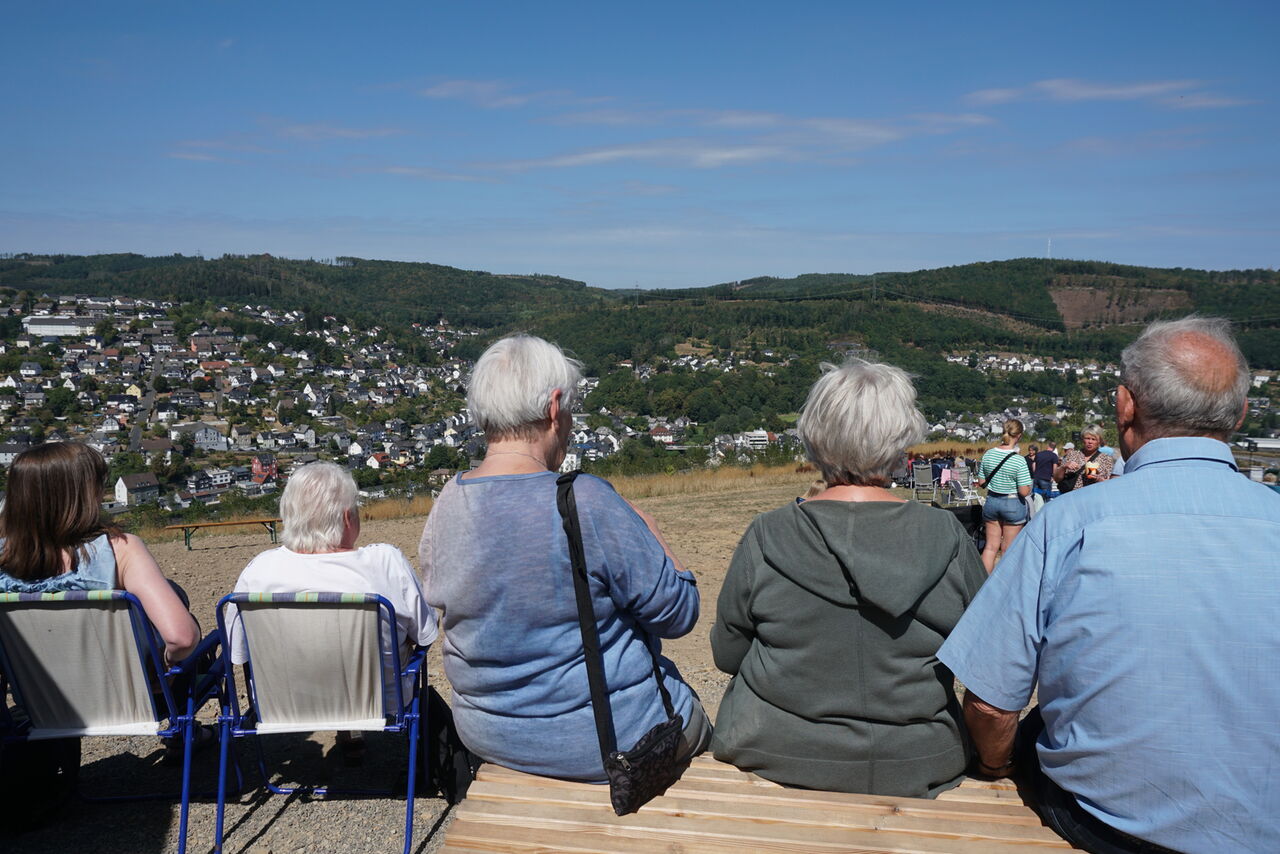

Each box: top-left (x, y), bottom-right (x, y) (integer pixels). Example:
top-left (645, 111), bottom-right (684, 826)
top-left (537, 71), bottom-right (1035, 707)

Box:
top-left (983, 493), bottom-right (1029, 524)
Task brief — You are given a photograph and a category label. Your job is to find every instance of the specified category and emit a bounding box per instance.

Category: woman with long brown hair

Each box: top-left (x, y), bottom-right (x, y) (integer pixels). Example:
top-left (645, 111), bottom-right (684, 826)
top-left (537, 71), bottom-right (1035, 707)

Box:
top-left (0, 442), bottom-right (198, 664)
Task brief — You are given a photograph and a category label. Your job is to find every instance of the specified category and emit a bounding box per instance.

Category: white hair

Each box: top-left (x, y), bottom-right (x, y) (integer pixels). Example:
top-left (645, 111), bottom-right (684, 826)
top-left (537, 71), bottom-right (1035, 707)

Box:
top-left (1120, 316), bottom-right (1250, 438)
top-left (1081, 424), bottom-right (1105, 442)
top-left (467, 334), bottom-right (583, 441)
top-left (797, 358), bottom-right (927, 486)
top-left (280, 461), bottom-right (357, 553)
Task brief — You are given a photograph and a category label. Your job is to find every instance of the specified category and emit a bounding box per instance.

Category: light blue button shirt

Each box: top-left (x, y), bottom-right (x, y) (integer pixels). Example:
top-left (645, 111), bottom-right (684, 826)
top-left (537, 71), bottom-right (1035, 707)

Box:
top-left (939, 437), bottom-right (1280, 854)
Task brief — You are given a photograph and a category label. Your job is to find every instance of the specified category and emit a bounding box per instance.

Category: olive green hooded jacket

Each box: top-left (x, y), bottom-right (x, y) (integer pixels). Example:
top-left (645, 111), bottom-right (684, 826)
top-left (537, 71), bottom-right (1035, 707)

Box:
top-left (710, 499), bottom-right (987, 797)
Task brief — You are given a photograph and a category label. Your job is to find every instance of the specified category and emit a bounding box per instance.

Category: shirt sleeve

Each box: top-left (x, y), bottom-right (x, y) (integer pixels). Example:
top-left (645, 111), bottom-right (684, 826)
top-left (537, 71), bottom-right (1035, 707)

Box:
top-left (710, 522), bottom-right (759, 675)
top-left (937, 513), bottom-right (1050, 712)
top-left (227, 564), bottom-right (253, 665)
top-left (580, 476), bottom-right (699, 639)
top-left (385, 545), bottom-right (438, 648)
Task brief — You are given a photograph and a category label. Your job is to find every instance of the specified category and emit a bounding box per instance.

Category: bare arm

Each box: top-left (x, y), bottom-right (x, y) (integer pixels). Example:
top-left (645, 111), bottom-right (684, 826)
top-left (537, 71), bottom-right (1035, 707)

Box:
top-left (962, 690), bottom-right (1020, 777)
top-left (624, 498), bottom-right (688, 576)
top-left (113, 533), bottom-right (200, 664)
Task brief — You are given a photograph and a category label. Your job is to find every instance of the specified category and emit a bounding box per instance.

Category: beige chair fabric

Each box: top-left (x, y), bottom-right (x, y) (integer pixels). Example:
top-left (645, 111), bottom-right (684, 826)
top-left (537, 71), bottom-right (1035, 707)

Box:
top-left (232, 601), bottom-right (386, 733)
top-left (0, 598), bottom-right (161, 738)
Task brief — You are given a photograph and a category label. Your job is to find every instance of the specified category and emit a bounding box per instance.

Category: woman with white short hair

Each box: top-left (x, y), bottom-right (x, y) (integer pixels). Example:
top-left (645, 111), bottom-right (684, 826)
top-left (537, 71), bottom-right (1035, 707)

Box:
top-left (419, 334), bottom-right (710, 782)
top-left (711, 358), bottom-right (987, 797)
top-left (229, 461), bottom-right (438, 762)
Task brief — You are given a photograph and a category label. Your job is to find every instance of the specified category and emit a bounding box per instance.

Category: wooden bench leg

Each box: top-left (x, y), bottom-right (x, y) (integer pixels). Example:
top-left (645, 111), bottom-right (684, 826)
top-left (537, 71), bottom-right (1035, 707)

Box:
top-left (184, 528), bottom-right (194, 550)
top-left (262, 521), bottom-right (278, 544)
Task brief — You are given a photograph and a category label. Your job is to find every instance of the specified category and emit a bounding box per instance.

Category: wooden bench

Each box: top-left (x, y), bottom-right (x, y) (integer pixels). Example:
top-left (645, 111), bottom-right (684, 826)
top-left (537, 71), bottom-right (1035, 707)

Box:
top-left (164, 517), bottom-right (282, 550)
top-left (442, 755), bottom-right (1081, 853)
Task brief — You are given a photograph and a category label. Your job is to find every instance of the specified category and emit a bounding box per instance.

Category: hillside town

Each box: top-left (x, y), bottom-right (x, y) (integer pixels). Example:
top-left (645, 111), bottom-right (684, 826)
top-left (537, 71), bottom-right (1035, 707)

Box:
top-left (0, 293), bottom-right (1275, 514)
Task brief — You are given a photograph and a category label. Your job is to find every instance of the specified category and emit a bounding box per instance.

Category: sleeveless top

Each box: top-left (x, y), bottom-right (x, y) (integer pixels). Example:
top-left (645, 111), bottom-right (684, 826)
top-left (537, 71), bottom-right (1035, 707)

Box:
top-left (0, 533), bottom-right (118, 593)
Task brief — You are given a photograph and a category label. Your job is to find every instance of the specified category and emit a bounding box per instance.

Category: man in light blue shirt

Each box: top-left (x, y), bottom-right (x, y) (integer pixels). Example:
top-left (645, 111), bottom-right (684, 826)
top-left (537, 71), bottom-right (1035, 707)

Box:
top-left (939, 317), bottom-right (1280, 854)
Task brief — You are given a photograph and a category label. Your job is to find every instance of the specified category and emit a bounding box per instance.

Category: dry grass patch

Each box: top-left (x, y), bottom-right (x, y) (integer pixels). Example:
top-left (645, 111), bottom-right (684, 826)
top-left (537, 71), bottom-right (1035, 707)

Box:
top-left (610, 464), bottom-right (815, 500)
top-left (361, 493), bottom-right (435, 522)
top-left (909, 440), bottom-right (987, 457)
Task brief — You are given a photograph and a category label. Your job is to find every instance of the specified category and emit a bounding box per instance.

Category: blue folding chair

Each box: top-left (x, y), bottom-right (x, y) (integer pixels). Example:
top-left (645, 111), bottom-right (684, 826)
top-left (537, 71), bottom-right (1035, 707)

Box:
top-left (0, 590), bottom-right (221, 854)
top-left (214, 592), bottom-right (426, 854)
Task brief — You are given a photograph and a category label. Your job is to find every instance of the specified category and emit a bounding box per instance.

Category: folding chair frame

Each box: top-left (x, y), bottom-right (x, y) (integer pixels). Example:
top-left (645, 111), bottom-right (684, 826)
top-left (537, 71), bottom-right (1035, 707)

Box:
top-left (213, 592), bottom-right (426, 854)
top-left (0, 591), bottom-right (221, 854)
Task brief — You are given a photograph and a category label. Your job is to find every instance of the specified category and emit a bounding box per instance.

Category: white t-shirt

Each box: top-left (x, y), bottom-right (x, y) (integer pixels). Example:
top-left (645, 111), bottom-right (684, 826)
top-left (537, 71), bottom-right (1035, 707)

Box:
top-left (228, 543), bottom-right (438, 672)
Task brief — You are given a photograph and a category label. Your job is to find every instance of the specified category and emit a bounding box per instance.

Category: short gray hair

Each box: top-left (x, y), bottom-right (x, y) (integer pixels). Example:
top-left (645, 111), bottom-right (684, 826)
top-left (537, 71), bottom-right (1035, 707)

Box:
top-left (1081, 424), bottom-right (1105, 442)
top-left (280, 461), bottom-right (357, 552)
top-left (467, 334), bottom-right (583, 441)
top-left (797, 358), bottom-right (927, 486)
top-left (1120, 316), bottom-right (1249, 438)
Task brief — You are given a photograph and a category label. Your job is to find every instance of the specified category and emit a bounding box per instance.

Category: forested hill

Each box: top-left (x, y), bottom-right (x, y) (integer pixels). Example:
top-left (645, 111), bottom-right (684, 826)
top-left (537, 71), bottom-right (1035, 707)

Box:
top-left (0, 253), bottom-right (616, 329)
top-left (677, 259), bottom-right (1280, 336)
top-left (3, 253), bottom-right (1278, 367)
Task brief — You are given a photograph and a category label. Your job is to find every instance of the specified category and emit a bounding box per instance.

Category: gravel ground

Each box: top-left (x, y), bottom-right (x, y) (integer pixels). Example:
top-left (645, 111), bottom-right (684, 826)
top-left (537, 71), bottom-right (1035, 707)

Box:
top-left (3, 477), bottom-right (806, 854)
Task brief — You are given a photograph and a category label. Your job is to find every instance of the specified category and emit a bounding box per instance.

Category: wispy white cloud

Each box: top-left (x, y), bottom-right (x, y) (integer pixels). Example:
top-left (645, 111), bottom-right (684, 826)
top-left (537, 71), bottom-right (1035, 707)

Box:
top-left (494, 139), bottom-right (789, 171)
top-left (1162, 93), bottom-right (1258, 109)
top-left (216, 38), bottom-right (234, 50)
top-left (964, 77), bottom-right (1250, 110)
top-left (497, 107), bottom-right (988, 171)
top-left (421, 79), bottom-right (609, 109)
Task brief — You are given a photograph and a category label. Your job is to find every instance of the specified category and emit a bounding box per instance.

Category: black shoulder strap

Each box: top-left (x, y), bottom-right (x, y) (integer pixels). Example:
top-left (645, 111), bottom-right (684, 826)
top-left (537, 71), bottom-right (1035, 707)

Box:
top-left (984, 450), bottom-right (1015, 482)
top-left (556, 471), bottom-right (675, 765)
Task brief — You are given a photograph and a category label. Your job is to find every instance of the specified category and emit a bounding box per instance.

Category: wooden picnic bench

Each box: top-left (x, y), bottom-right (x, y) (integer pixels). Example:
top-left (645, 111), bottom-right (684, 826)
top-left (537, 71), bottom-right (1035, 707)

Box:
top-left (442, 754), bottom-right (1081, 853)
top-left (164, 517), bottom-right (282, 550)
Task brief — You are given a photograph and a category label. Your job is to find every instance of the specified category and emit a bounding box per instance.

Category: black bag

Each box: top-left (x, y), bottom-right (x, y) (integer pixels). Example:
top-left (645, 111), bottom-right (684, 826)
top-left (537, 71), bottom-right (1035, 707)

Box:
top-left (419, 685), bottom-right (481, 805)
top-left (1057, 450), bottom-right (1100, 494)
top-left (556, 471), bottom-right (684, 816)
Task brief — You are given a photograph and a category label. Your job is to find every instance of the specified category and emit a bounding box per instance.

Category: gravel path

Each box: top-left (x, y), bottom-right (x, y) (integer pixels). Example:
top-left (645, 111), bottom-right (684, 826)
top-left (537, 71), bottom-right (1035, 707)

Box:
top-left (2, 477), bottom-right (807, 854)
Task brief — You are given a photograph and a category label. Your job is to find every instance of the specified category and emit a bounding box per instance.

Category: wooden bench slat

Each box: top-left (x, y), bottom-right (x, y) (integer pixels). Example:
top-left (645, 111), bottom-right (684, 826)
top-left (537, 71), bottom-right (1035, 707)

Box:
top-left (474, 766), bottom-right (1043, 822)
top-left (465, 780), bottom-right (1070, 845)
top-left (448, 760), bottom-right (1082, 853)
top-left (450, 800), bottom-right (1073, 854)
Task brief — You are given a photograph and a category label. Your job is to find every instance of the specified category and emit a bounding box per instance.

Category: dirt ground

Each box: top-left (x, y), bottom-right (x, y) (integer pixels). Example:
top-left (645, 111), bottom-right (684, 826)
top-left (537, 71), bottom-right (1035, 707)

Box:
top-left (4, 475), bottom-right (811, 854)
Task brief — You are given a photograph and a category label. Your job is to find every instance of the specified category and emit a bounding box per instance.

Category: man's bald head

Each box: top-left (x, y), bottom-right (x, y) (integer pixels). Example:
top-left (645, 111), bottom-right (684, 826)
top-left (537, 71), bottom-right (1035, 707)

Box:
top-left (1120, 317), bottom-right (1250, 440)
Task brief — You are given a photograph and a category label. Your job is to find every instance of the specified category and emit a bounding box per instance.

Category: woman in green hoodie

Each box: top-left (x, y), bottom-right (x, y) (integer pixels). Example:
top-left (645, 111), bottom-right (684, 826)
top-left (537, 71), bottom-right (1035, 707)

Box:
top-left (710, 358), bottom-right (987, 798)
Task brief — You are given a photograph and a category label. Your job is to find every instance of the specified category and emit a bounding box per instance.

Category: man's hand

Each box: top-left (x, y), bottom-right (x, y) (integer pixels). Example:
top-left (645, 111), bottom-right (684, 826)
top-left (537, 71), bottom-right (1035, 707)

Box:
top-left (962, 691), bottom-right (1020, 777)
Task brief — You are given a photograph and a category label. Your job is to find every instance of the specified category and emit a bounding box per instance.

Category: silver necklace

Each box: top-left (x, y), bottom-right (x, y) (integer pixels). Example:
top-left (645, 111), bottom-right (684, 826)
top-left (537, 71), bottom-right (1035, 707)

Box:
top-left (484, 450), bottom-right (549, 468)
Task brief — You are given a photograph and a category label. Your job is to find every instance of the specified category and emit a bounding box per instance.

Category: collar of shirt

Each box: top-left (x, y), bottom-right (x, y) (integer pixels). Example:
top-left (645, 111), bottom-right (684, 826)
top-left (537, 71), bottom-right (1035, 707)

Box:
top-left (1124, 436), bottom-right (1238, 474)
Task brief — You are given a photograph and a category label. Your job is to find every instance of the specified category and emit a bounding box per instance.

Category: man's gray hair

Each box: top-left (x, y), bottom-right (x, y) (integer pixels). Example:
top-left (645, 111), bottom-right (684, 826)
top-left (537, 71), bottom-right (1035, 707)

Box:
top-left (1120, 316), bottom-right (1250, 438)
top-left (467, 334), bottom-right (583, 441)
top-left (797, 358), bottom-right (927, 486)
top-left (280, 461), bottom-right (358, 552)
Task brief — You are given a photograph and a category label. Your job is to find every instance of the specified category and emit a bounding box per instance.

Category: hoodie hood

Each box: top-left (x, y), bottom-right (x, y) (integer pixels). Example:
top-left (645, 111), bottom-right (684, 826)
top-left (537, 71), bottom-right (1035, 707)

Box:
top-left (757, 500), bottom-right (959, 619)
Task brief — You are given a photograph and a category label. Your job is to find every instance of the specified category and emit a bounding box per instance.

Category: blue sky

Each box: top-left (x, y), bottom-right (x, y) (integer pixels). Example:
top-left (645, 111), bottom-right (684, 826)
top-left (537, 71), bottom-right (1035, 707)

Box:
top-left (2, 1), bottom-right (1276, 288)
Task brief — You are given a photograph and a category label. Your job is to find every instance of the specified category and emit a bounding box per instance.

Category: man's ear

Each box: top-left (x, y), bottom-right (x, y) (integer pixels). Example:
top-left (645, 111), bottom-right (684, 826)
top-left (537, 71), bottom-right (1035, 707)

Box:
top-left (1234, 399), bottom-right (1247, 432)
top-left (1115, 385), bottom-right (1137, 432)
top-left (548, 387), bottom-right (564, 423)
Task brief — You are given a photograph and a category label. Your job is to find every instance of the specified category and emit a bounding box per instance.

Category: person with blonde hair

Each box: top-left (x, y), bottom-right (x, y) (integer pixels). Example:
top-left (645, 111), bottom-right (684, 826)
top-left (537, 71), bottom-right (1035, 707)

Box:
top-left (420, 334), bottom-right (709, 782)
top-left (976, 418), bottom-right (1032, 572)
top-left (1054, 425), bottom-right (1114, 492)
top-left (710, 358), bottom-right (986, 797)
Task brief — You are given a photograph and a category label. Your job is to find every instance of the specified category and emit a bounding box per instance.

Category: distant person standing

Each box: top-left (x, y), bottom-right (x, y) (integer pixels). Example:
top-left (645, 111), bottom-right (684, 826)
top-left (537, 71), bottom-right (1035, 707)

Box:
top-left (1032, 441), bottom-right (1059, 501)
top-left (1054, 426), bottom-right (1113, 493)
top-left (976, 419), bottom-right (1032, 573)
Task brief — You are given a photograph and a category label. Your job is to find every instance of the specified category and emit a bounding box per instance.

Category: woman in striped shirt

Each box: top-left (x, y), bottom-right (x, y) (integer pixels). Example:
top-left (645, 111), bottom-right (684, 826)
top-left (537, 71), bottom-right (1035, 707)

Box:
top-left (976, 419), bottom-right (1033, 573)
